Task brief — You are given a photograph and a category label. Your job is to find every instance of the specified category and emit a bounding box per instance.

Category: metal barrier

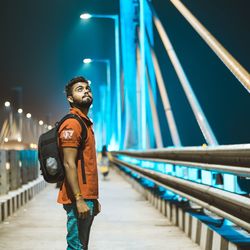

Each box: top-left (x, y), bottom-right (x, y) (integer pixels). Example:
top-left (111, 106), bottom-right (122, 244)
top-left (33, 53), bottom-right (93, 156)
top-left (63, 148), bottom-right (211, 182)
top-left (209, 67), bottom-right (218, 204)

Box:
top-left (110, 144), bottom-right (250, 232)
top-left (0, 149), bottom-right (45, 223)
top-left (0, 150), bottom-right (39, 196)
top-left (113, 144), bottom-right (250, 172)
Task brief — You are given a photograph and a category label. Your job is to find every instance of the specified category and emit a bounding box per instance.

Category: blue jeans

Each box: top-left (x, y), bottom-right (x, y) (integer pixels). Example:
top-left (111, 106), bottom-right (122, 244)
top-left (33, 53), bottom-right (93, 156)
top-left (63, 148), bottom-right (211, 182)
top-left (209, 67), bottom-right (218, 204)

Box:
top-left (63, 200), bottom-right (95, 250)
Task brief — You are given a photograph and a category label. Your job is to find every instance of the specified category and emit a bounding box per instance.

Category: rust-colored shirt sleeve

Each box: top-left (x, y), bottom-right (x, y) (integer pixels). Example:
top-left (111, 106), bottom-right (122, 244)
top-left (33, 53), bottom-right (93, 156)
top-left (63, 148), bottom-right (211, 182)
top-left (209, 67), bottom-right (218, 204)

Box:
top-left (58, 118), bottom-right (82, 148)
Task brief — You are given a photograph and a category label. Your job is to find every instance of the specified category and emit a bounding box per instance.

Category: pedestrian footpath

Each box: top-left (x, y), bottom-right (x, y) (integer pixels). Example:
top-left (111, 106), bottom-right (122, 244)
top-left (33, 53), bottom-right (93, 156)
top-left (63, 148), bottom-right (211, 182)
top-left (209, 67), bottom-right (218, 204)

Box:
top-left (0, 168), bottom-right (201, 250)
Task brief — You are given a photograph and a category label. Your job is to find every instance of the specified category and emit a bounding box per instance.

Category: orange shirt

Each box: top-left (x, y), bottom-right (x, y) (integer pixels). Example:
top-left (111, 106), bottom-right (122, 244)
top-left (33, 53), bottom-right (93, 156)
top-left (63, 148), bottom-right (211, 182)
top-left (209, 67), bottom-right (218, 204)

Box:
top-left (57, 107), bottom-right (99, 204)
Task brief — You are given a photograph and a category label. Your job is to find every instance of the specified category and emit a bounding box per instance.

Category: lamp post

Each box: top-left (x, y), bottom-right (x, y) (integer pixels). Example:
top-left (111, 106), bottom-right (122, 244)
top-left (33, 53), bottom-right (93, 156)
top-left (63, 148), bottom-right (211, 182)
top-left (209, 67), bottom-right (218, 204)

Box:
top-left (80, 13), bottom-right (121, 149)
top-left (83, 58), bottom-right (111, 146)
top-left (4, 101), bottom-right (13, 140)
top-left (17, 108), bottom-right (23, 143)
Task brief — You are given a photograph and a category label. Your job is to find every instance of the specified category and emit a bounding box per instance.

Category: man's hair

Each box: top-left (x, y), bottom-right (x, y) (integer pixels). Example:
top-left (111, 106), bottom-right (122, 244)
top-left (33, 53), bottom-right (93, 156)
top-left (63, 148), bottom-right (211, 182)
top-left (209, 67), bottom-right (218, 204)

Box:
top-left (65, 76), bottom-right (89, 97)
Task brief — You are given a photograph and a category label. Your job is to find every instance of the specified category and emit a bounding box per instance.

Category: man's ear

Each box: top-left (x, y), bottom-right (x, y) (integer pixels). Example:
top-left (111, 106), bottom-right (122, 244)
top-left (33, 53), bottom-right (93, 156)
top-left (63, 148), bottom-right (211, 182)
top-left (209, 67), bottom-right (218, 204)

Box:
top-left (67, 96), bottom-right (73, 104)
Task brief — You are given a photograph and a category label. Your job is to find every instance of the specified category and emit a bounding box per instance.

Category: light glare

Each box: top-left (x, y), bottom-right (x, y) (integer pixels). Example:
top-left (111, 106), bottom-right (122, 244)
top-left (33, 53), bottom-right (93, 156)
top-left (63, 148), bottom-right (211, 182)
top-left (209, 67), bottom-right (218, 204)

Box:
top-left (80, 13), bottom-right (92, 19)
top-left (26, 113), bottom-right (32, 118)
top-left (6, 162), bottom-right (10, 170)
top-left (83, 58), bottom-right (92, 64)
top-left (4, 101), bottom-right (10, 107)
top-left (18, 108), bottom-right (23, 114)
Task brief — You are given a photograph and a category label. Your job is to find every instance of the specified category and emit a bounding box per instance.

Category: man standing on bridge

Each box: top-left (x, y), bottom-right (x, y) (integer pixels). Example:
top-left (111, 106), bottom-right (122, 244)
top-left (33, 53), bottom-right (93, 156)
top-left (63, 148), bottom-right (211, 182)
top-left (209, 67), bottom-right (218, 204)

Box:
top-left (57, 76), bottom-right (100, 250)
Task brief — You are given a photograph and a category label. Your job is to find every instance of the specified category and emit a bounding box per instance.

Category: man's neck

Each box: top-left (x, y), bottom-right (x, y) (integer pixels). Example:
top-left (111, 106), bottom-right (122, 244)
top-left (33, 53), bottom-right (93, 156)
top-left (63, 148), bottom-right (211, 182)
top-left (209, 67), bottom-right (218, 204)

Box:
top-left (73, 106), bottom-right (89, 116)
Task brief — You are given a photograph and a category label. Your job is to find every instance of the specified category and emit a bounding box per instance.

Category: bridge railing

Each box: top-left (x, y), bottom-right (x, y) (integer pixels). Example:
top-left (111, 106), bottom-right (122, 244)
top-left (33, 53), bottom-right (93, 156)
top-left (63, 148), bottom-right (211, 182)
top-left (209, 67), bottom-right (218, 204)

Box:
top-left (110, 144), bottom-right (250, 232)
top-left (0, 149), bottom-right (39, 195)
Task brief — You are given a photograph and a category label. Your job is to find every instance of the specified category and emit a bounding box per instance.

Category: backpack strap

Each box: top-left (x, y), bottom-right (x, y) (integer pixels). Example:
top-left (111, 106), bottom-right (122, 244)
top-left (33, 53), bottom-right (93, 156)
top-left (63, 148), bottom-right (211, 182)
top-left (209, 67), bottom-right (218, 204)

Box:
top-left (57, 113), bottom-right (88, 184)
top-left (57, 113), bottom-right (87, 144)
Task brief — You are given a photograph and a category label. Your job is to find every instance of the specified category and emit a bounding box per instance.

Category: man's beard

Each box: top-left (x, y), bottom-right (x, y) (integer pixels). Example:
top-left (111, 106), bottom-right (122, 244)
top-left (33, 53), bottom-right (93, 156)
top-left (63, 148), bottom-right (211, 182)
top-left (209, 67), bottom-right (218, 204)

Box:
top-left (74, 97), bottom-right (93, 109)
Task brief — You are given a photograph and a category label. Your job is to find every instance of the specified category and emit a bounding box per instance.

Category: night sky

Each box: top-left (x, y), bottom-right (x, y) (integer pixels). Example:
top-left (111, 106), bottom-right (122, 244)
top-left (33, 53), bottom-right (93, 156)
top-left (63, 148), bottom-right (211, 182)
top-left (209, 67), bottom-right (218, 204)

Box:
top-left (0, 0), bottom-right (249, 146)
top-left (0, 0), bottom-right (119, 123)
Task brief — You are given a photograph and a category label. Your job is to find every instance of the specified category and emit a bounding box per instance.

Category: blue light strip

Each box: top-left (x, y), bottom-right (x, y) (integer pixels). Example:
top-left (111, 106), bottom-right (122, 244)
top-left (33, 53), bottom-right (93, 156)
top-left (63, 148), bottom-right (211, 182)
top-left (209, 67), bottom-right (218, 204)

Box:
top-left (139, 0), bottom-right (147, 149)
top-left (120, 0), bottom-right (139, 149)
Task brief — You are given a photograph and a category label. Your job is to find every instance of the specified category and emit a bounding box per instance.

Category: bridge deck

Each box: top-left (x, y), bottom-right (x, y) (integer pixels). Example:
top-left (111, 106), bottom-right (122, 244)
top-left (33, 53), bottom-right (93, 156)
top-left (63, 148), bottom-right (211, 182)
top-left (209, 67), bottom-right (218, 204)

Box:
top-left (0, 169), bottom-right (201, 250)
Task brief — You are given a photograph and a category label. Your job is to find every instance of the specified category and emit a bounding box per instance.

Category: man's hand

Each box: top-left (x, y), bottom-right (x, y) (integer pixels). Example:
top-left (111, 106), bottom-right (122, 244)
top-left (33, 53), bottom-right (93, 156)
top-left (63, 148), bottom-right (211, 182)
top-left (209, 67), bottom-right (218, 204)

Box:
top-left (76, 199), bottom-right (90, 219)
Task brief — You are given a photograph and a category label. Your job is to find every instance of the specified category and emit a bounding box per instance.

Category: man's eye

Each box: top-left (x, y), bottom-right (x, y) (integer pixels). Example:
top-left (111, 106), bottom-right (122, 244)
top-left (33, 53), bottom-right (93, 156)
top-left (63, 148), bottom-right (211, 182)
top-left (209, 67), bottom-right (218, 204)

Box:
top-left (77, 88), bottom-right (83, 92)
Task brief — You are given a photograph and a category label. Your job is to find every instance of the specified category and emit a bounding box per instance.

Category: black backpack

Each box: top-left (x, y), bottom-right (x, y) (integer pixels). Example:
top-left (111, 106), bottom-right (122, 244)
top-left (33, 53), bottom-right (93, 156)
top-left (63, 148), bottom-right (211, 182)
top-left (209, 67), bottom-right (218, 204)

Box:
top-left (38, 114), bottom-right (87, 183)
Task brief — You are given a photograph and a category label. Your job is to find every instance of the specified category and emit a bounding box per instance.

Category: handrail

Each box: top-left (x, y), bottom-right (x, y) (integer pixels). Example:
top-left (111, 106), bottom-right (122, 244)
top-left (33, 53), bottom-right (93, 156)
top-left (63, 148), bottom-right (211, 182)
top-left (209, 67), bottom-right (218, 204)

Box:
top-left (110, 155), bottom-right (250, 231)
top-left (117, 156), bottom-right (250, 177)
top-left (112, 144), bottom-right (250, 168)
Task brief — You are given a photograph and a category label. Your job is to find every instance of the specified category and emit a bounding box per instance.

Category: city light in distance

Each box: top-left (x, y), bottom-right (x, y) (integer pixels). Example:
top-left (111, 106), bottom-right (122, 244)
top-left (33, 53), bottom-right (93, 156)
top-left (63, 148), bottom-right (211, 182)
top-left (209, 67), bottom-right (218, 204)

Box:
top-left (4, 101), bottom-right (10, 107)
top-left (30, 143), bottom-right (38, 149)
top-left (48, 125), bottom-right (52, 130)
top-left (26, 113), bottom-right (32, 118)
top-left (17, 137), bottom-right (22, 142)
top-left (6, 162), bottom-right (10, 170)
top-left (39, 120), bottom-right (44, 125)
top-left (18, 108), bottom-right (23, 114)
top-left (4, 138), bottom-right (8, 143)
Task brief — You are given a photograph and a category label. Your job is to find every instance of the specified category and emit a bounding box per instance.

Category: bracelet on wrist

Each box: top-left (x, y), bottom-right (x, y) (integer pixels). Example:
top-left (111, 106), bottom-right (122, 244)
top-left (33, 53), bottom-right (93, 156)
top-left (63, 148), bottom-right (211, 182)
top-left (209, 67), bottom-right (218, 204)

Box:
top-left (74, 193), bottom-right (82, 201)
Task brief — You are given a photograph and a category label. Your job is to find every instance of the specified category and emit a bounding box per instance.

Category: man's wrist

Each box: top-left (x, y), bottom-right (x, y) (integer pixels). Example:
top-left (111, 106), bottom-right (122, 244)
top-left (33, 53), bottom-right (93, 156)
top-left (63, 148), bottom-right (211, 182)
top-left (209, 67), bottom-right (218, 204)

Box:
top-left (74, 192), bottom-right (82, 201)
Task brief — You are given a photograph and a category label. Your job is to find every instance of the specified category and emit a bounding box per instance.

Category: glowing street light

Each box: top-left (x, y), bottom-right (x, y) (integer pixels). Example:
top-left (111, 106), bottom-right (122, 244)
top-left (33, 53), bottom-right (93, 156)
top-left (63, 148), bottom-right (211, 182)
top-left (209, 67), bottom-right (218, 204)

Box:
top-left (4, 101), bottom-right (11, 107)
top-left (83, 58), bottom-right (111, 145)
top-left (80, 13), bottom-right (92, 19)
top-left (18, 108), bottom-right (23, 114)
top-left (80, 12), bottom-right (121, 148)
top-left (17, 137), bottom-right (22, 142)
top-left (39, 120), bottom-right (44, 125)
top-left (4, 138), bottom-right (8, 143)
top-left (83, 58), bottom-right (92, 64)
top-left (48, 125), bottom-right (52, 130)
top-left (26, 113), bottom-right (32, 118)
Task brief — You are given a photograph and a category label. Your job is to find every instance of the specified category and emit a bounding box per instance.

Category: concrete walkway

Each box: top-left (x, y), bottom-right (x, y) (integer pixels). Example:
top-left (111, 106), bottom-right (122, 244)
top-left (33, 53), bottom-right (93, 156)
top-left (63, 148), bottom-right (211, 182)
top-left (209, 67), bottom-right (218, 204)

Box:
top-left (0, 169), bottom-right (201, 250)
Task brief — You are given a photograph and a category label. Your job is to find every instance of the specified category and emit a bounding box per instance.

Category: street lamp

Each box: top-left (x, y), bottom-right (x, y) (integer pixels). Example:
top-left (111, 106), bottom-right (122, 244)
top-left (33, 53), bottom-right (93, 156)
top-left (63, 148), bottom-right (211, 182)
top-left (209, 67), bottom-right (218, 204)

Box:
top-left (80, 13), bottom-right (92, 19)
top-left (83, 58), bottom-right (92, 64)
top-left (4, 101), bottom-right (11, 107)
top-left (83, 58), bottom-right (111, 146)
top-left (80, 13), bottom-right (121, 149)
top-left (18, 108), bottom-right (23, 114)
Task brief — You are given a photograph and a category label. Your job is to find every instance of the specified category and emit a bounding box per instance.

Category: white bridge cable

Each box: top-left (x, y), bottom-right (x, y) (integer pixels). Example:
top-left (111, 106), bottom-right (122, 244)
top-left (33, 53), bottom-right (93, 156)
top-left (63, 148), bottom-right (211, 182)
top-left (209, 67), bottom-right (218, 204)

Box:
top-left (170, 0), bottom-right (250, 93)
top-left (146, 67), bottom-right (164, 148)
top-left (139, 27), bottom-right (182, 147)
top-left (151, 47), bottom-right (182, 146)
top-left (150, 4), bottom-right (219, 146)
top-left (137, 36), bottom-right (163, 148)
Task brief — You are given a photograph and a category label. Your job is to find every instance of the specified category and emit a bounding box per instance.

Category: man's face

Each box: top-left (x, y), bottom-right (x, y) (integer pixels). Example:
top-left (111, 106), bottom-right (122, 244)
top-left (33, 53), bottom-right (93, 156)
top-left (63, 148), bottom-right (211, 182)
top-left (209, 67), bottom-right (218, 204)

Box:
top-left (68, 81), bottom-right (93, 108)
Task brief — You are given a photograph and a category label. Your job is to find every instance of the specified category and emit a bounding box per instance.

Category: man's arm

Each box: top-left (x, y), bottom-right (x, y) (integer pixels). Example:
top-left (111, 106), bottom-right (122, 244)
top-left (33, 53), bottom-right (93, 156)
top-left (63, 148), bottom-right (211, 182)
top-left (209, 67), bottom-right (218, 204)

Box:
top-left (62, 147), bottom-right (90, 219)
